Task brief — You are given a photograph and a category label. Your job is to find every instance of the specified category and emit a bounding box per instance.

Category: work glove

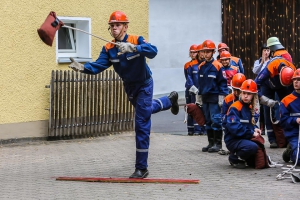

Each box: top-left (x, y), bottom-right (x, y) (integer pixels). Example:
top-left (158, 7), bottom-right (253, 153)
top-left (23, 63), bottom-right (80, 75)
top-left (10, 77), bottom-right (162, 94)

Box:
top-left (117, 42), bottom-right (137, 53)
top-left (189, 85), bottom-right (199, 95)
top-left (259, 95), bottom-right (277, 107)
top-left (218, 95), bottom-right (225, 107)
top-left (69, 57), bottom-right (84, 72)
top-left (196, 95), bottom-right (203, 107)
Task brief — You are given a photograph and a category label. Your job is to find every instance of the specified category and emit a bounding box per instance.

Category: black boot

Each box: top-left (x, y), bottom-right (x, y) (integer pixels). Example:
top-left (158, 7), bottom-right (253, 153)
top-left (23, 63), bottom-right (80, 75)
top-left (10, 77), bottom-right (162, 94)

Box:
top-left (208, 130), bottom-right (223, 153)
top-left (129, 168), bottom-right (149, 178)
top-left (168, 91), bottom-right (179, 115)
top-left (282, 143), bottom-right (292, 162)
top-left (202, 129), bottom-right (214, 152)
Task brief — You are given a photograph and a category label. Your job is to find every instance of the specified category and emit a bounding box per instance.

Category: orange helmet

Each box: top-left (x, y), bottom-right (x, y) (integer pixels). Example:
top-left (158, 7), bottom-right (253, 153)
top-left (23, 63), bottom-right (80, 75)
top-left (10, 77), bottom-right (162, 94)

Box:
top-left (190, 44), bottom-right (198, 52)
top-left (240, 79), bottom-right (258, 93)
top-left (108, 11), bottom-right (129, 24)
top-left (220, 51), bottom-right (231, 60)
top-left (231, 73), bottom-right (246, 89)
top-left (218, 43), bottom-right (229, 51)
top-left (280, 67), bottom-right (295, 86)
top-left (202, 40), bottom-right (216, 50)
top-left (196, 44), bottom-right (203, 51)
top-left (292, 68), bottom-right (300, 80)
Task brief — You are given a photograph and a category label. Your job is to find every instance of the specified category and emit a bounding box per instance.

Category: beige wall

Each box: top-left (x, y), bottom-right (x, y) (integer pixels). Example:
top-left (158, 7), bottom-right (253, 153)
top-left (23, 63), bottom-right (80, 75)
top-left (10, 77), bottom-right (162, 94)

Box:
top-left (0, 0), bottom-right (148, 139)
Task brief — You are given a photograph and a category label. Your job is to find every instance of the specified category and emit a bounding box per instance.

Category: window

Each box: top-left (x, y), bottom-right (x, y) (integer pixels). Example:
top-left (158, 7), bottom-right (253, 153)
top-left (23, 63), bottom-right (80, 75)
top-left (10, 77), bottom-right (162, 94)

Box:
top-left (56, 17), bottom-right (92, 63)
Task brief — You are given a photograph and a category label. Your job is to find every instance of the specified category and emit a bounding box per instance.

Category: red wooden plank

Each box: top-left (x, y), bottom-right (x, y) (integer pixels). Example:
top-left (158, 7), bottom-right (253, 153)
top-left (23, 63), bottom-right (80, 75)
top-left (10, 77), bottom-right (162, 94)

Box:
top-left (56, 177), bottom-right (200, 184)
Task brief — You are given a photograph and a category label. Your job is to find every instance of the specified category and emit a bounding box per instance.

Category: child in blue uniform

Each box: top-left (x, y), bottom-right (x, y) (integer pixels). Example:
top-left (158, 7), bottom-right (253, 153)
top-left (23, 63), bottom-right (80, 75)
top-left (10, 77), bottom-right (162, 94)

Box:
top-left (224, 79), bottom-right (261, 168)
top-left (196, 40), bottom-right (228, 153)
top-left (280, 69), bottom-right (300, 164)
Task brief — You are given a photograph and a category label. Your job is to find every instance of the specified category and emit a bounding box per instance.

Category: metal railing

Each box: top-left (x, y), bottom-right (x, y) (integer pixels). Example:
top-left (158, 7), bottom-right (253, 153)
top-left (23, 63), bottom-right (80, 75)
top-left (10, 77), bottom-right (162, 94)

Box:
top-left (46, 70), bottom-right (134, 139)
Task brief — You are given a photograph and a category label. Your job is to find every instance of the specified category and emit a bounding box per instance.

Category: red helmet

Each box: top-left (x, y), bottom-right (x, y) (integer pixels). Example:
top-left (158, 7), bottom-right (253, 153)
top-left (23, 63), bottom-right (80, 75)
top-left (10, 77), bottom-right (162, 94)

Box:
top-left (220, 51), bottom-right (231, 60)
top-left (292, 68), bottom-right (300, 80)
top-left (108, 11), bottom-right (129, 24)
top-left (202, 40), bottom-right (216, 50)
top-left (189, 44), bottom-right (198, 52)
top-left (218, 43), bottom-right (229, 51)
top-left (240, 79), bottom-right (258, 93)
top-left (280, 67), bottom-right (295, 86)
top-left (196, 44), bottom-right (203, 51)
top-left (231, 73), bottom-right (246, 89)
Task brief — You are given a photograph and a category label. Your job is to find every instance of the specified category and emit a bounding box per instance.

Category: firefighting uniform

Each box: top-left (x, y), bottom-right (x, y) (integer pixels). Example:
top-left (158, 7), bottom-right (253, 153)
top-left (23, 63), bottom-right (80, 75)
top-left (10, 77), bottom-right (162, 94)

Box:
top-left (280, 91), bottom-right (300, 164)
top-left (82, 34), bottom-right (172, 169)
top-left (217, 56), bottom-right (244, 74)
top-left (185, 59), bottom-right (200, 133)
top-left (197, 59), bottom-right (228, 131)
top-left (255, 56), bottom-right (296, 144)
top-left (186, 59), bottom-right (205, 134)
top-left (223, 65), bottom-right (239, 86)
top-left (222, 94), bottom-right (259, 125)
top-left (224, 101), bottom-right (258, 164)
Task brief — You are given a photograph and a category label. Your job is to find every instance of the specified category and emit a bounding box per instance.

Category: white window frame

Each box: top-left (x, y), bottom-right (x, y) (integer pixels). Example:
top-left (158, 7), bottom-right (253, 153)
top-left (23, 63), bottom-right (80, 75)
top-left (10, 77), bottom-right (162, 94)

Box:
top-left (56, 16), bottom-right (92, 63)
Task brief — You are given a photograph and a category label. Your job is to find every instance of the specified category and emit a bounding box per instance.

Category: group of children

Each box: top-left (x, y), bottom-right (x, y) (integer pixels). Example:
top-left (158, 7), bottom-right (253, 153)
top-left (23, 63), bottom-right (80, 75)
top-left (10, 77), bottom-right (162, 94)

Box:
top-left (184, 38), bottom-right (300, 168)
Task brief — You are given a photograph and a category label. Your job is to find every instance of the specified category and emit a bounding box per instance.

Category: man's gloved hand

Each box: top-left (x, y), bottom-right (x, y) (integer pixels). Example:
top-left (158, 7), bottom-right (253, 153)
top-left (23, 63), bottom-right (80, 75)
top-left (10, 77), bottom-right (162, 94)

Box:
top-left (117, 42), bottom-right (137, 53)
top-left (189, 85), bottom-right (199, 95)
top-left (69, 57), bottom-right (84, 72)
top-left (218, 95), bottom-right (225, 107)
top-left (196, 95), bottom-right (203, 107)
top-left (259, 95), bottom-right (277, 107)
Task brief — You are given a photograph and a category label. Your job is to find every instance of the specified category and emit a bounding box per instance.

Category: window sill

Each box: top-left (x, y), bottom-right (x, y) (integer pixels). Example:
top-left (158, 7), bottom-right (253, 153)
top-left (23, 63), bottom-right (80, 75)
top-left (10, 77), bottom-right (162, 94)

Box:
top-left (57, 57), bottom-right (93, 63)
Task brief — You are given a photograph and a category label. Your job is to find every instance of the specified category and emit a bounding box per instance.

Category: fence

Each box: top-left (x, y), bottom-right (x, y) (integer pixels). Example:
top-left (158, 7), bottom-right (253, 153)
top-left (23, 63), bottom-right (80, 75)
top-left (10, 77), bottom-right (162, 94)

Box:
top-left (46, 70), bottom-right (134, 139)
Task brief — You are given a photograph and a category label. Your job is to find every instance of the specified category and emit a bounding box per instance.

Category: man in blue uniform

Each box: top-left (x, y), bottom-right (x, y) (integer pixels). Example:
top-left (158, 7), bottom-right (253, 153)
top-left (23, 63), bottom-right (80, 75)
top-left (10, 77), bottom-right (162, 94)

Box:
top-left (280, 69), bottom-right (300, 164)
top-left (68, 11), bottom-right (179, 178)
top-left (196, 40), bottom-right (228, 153)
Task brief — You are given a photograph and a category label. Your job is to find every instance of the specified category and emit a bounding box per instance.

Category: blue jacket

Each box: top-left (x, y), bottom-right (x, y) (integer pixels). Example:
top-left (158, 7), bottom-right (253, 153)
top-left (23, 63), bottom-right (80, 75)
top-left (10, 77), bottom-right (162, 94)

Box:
top-left (254, 56), bottom-right (296, 97)
top-left (186, 59), bottom-right (203, 89)
top-left (197, 59), bottom-right (228, 103)
top-left (224, 100), bottom-right (257, 144)
top-left (280, 91), bottom-right (300, 140)
top-left (83, 34), bottom-right (157, 85)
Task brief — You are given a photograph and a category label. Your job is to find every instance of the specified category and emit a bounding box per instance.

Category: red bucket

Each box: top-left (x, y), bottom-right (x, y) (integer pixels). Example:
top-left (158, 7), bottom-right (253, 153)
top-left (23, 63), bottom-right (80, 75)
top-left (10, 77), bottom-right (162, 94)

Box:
top-left (37, 11), bottom-right (64, 46)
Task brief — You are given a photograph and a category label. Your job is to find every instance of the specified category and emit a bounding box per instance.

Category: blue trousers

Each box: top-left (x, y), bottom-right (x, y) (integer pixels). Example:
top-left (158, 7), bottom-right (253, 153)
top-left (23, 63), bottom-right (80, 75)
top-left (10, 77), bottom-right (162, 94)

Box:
top-left (288, 137), bottom-right (300, 165)
top-left (124, 79), bottom-right (172, 169)
top-left (261, 83), bottom-right (292, 143)
top-left (202, 102), bottom-right (222, 131)
top-left (226, 139), bottom-right (258, 163)
top-left (185, 91), bottom-right (202, 133)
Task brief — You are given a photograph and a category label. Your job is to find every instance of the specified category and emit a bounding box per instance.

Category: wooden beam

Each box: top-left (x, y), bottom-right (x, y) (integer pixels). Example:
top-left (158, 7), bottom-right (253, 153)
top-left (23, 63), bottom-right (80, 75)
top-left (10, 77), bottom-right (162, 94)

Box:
top-left (56, 177), bottom-right (200, 184)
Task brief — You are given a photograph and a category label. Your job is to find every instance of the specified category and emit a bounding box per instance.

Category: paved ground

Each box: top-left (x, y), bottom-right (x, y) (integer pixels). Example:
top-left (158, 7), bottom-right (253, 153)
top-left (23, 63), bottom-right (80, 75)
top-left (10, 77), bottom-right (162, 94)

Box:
top-left (0, 106), bottom-right (299, 200)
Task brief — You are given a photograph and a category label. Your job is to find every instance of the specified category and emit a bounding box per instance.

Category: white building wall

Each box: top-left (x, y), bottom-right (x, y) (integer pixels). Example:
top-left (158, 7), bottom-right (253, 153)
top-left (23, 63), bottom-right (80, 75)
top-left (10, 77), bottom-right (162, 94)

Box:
top-left (149, 0), bottom-right (222, 97)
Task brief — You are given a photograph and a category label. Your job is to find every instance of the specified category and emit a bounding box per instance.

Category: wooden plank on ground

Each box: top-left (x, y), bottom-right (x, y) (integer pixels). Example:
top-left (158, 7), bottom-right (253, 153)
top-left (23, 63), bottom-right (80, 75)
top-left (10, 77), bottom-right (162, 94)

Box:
top-left (55, 177), bottom-right (200, 184)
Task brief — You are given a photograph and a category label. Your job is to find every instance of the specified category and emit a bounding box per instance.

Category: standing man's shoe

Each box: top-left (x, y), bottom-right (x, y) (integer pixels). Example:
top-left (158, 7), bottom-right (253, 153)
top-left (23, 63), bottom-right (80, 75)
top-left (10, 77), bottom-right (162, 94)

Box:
top-left (168, 91), bottom-right (179, 115)
top-left (129, 169), bottom-right (149, 178)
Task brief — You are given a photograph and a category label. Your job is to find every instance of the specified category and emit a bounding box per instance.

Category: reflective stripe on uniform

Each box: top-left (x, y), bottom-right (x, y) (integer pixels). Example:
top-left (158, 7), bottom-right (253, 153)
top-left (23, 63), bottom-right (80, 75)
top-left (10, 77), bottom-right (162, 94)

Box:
top-left (267, 129), bottom-right (274, 132)
top-left (110, 59), bottom-right (120, 63)
top-left (136, 148), bottom-right (148, 152)
top-left (290, 113), bottom-right (300, 117)
top-left (127, 54), bottom-right (140, 60)
top-left (156, 98), bottom-right (163, 110)
top-left (240, 119), bottom-right (249, 123)
top-left (208, 75), bottom-right (216, 78)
